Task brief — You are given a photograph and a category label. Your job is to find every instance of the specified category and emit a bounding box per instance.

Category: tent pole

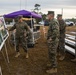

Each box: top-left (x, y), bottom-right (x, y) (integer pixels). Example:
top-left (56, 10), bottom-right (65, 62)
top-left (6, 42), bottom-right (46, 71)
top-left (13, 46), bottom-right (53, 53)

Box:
top-left (31, 15), bottom-right (33, 31)
top-left (75, 25), bottom-right (76, 58)
top-left (31, 16), bottom-right (34, 44)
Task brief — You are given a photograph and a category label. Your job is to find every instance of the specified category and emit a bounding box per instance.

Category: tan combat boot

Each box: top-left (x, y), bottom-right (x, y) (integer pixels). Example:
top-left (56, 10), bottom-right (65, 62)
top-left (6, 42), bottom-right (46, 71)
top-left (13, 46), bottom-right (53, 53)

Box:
top-left (46, 67), bottom-right (57, 74)
top-left (15, 52), bottom-right (20, 58)
top-left (47, 63), bottom-right (52, 67)
top-left (71, 58), bottom-right (76, 62)
top-left (59, 56), bottom-right (65, 61)
top-left (26, 53), bottom-right (29, 59)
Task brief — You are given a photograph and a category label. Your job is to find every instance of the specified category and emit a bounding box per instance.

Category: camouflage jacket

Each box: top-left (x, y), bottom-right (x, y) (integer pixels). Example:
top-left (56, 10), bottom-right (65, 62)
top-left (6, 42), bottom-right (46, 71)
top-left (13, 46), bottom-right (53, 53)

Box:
top-left (9, 21), bottom-right (30, 38)
top-left (47, 18), bottom-right (60, 40)
top-left (58, 19), bottom-right (66, 38)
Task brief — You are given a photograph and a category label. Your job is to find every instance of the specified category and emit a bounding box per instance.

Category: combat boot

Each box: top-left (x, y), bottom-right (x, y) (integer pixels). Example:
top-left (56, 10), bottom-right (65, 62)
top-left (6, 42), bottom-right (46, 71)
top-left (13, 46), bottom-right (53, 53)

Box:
top-left (71, 58), bottom-right (76, 62)
top-left (26, 53), bottom-right (29, 59)
top-left (15, 52), bottom-right (20, 58)
top-left (46, 67), bottom-right (57, 74)
top-left (59, 56), bottom-right (65, 61)
top-left (47, 63), bottom-right (52, 67)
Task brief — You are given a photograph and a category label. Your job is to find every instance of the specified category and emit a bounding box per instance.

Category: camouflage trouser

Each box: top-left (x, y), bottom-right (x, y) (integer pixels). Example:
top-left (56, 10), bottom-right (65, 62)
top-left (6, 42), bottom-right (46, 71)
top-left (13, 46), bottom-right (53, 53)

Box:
top-left (57, 37), bottom-right (65, 55)
top-left (47, 38), bottom-right (59, 68)
top-left (15, 36), bottom-right (28, 53)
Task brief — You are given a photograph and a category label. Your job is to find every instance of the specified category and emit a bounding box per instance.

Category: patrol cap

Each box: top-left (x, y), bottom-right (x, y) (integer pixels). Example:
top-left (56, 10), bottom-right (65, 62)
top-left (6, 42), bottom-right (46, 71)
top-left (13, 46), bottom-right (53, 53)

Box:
top-left (57, 14), bottom-right (62, 17)
top-left (16, 15), bottom-right (23, 20)
top-left (47, 11), bottom-right (54, 15)
top-left (18, 15), bottom-right (23, 19)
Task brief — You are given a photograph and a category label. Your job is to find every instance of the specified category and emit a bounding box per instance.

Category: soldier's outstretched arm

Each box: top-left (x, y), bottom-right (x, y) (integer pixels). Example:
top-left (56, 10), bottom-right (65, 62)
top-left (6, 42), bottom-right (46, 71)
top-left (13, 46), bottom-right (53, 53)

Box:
top-left (9, 24), bottom-right (16, 31)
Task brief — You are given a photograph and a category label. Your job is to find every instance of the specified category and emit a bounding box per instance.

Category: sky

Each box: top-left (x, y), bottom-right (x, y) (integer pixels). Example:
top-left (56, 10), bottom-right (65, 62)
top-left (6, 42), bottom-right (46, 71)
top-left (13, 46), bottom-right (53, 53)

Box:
top-left (0, 0), bottom-right (76, 19)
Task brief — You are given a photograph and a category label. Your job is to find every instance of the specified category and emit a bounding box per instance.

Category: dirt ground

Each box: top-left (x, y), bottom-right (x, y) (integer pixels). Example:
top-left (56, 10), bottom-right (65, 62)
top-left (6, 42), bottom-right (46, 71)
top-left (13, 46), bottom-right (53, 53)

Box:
top-left (0, 26), bottom-right (76, 75)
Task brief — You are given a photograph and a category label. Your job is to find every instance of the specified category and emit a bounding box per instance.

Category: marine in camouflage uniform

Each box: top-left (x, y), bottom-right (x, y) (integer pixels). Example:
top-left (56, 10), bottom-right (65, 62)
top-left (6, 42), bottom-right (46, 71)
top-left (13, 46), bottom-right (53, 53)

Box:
top-left (57, 14), bottom-right (66, 60)
top-left (46, 11), bottom-right (59, 73)
top-left (9, 15), bottom-right (31, 58)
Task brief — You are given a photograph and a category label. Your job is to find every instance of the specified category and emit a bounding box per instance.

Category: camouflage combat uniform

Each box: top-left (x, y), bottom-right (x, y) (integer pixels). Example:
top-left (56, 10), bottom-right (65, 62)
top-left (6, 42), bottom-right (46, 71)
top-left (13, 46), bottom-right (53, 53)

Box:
top-left (9, 21), bottom-right (30, 52)
top-left (57, 19), bottom-right (66, 55)
top-left (47, 19), bottom-right (59, 68)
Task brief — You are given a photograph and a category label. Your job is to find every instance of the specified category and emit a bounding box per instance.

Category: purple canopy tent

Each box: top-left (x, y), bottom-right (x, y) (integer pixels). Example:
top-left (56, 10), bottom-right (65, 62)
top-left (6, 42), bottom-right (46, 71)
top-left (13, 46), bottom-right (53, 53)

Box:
top-left (4, 10), bottom-right (42, 18)
top-left (3, 10), bottom-right (42, 47)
